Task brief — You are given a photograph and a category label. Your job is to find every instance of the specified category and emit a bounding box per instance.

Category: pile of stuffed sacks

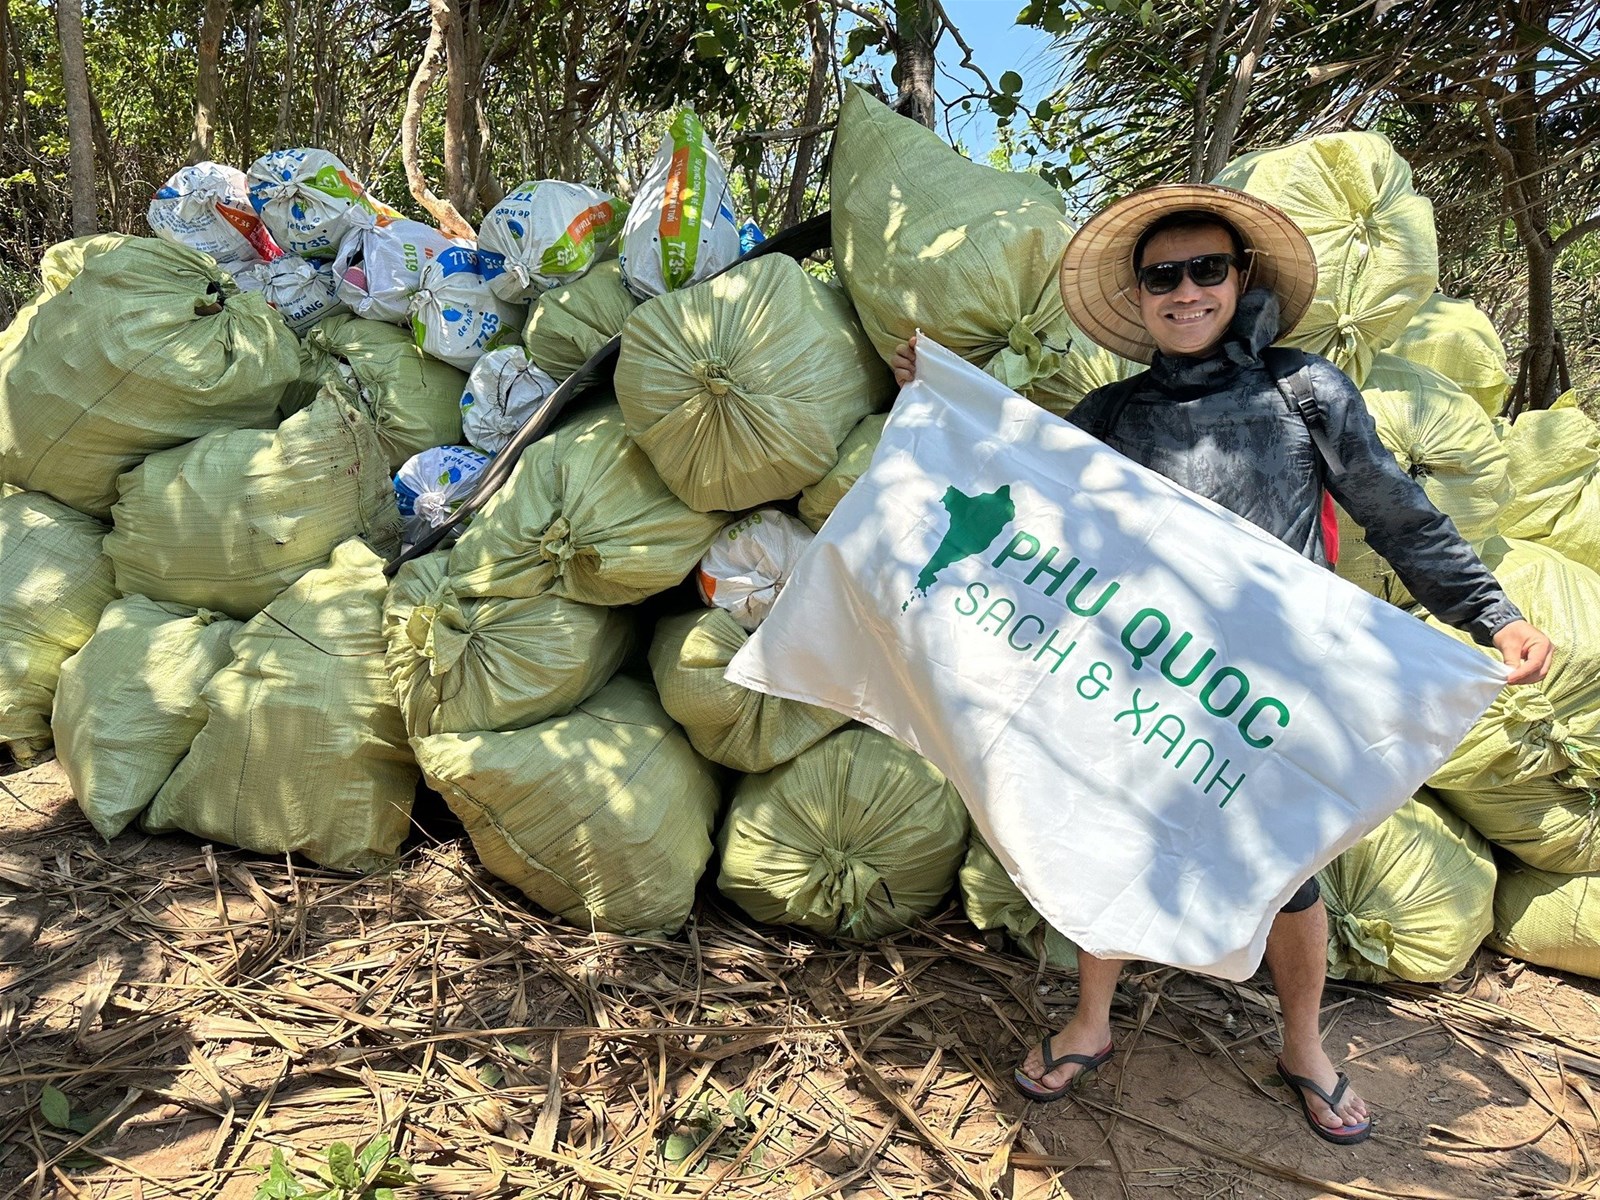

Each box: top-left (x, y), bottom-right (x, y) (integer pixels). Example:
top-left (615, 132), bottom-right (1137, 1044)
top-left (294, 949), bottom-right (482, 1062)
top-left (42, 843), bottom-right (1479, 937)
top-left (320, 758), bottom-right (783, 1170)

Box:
top-left (5, 85), bottom-right (1599, 986)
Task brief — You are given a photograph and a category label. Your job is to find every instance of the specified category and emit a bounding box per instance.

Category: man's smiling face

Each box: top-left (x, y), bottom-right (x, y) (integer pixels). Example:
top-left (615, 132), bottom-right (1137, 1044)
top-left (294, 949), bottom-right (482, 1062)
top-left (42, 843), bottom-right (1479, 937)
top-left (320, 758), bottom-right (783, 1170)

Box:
top-left (1136, 224), bottom-right (1241, 359)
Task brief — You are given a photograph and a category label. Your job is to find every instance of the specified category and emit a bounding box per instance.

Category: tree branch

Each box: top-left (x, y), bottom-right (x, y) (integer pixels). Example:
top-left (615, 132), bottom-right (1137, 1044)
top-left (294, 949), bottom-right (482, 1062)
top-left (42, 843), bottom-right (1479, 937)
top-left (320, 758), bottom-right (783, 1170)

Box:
top-left (1553, 213), bottom-right (1600, 257)
top-left (1188, 0), bottom-right (1234, 184)
top-left (926, 0), bottom-right (997, 94)
top-left (732, 122), bottom-right (836, 144)
top-left (1201, 0), bottom-right (1280, 180)
top-left (401, 1), bottom-right (475, 239)
top-left (819, 0), bottom-right (891, 37)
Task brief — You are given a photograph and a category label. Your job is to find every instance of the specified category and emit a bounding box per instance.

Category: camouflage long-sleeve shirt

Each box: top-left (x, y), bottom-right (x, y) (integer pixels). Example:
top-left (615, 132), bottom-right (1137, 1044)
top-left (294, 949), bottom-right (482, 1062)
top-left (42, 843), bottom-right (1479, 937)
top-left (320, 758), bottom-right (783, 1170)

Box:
top-left (1068, 290), bottom-right (1523, 646)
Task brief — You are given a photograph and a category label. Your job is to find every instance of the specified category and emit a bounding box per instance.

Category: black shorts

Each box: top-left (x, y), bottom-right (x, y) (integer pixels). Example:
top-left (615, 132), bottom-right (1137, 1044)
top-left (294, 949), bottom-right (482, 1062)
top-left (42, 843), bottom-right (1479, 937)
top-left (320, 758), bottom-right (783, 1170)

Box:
top-left (1280, 875), bottom-right (1321, 914)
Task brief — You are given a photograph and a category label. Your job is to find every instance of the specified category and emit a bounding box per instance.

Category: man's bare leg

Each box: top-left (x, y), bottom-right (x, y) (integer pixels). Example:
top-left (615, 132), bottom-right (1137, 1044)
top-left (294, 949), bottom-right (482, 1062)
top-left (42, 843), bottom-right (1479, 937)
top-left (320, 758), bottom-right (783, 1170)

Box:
top-left (1017, 952), bottom-right (1121, 1090)
top-left (1266, 898), bottom-right (1370, 1132)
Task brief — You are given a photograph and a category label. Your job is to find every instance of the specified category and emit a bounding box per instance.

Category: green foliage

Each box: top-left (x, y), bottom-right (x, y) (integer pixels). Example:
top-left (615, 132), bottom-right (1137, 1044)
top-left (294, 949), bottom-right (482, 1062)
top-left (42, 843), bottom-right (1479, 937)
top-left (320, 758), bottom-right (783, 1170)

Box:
top-left (659, 1088), bottom-right (760, 1171)
top-left (0, 0), bottom-right (848, 281)
top-left (1011, 0), bottom-right (1600, 383)
top-left (253, 1137), bottom-right (414, 1200)
top-left (38, 1085), bottom-right (71, 1130)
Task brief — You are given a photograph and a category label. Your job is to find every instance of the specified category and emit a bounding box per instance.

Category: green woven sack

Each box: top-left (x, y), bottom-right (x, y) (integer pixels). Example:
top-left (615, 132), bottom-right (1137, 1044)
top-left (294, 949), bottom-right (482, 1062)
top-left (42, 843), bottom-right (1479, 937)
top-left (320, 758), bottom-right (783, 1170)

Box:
top-left (448, 403), bottom-right (724, 606)
top-left (1438, 775), bottom-right (1600, 874)
top-left (1362, 354), bottom-right (1510, 545)
top-left (648, 608), bottom-right (849, 772)
top-left (107, 382), bottom-right (401, 620)
top-left (1498, 407), bottom-right (1600, 572)
top-left (716, 726), bottom-right (969, 940)
top-left (523, 258), bottom-right (638, 380)
top-left (39, 233), bottom-right (136, 297)
top-left (1488, 864), bottom-right (1600, 979)
top-left (1, 236), bottom-right (135, 359)
top-left (284, 314), bottom-right (468, 470)
top-left (0, 237), bottom-right (299, 517)
top-left (1425, 538), bottom-right (1600, 795)
top-left (1388, 294), bottom-right (1510, 417)
top-left (959, 834), bottom-right (1078, 970)
top-left (144, 540), bottom-right (418, 871)
top-left (1318, 792), bottom-right (1495, 983)
top-left (1333, 356), bottom-right (1508, 608)
top-left (799, 414), bottom-right (885, 532)
top-left (0, 492), bottom-right (117, 764)
top-left (1049, 323), bottom-right (1140, 419)
top-left (384, 551), bottom-right (632, 738)
top-left (831, 86), bottom-right (1082, 415)
top-left (614, 256), bottom-right (893, 512)
top-left (412, 675), bottom-right (720, 935)
top-left (1331, 502), bottom-right (1413, 609)
top-left (53, 597), bottom-right (240, 840)
top-left (1213, 132), bottom-right (1437, 386)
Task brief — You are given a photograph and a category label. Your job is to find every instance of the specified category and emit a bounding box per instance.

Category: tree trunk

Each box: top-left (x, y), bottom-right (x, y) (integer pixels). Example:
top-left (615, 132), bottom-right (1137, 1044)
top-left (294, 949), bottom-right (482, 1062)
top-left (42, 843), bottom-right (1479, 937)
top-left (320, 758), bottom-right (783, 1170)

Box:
top-left (1487, 15), bottom-right (1561, 412)
top-left (275, 0), bottom-right (296, 144)
top-left (1520, 242), bottom-right (1560, 410)
top-left (402, 0), bottom-right (475, 238)
top-left (237, 3), bottom-right (262, 163)
top-left (189, 0), bottom-right (228, 163)
top-left (433, 0), bottom-right (472, 219)
top-left (0, 0), bottom-right (13, 125)
top-left (892, 0), bottom-right (936, 129)
top-left (1201, 0), bottom-right (1279, 180)
top-left (55, 0), bottom-right (97, 235)
top-left (784, 0), bottom-right (829, 226)
top-left (90, 95), bottom-right (120, 231)
top-left (1188, 0), bottom-right (1234, 183)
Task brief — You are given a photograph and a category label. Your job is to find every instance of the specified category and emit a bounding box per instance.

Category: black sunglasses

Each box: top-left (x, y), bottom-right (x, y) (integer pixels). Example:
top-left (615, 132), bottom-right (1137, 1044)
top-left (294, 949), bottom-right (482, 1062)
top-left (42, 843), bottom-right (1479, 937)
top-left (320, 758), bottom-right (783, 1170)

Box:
top-left (1135, 252), bottom-right (1243, 295)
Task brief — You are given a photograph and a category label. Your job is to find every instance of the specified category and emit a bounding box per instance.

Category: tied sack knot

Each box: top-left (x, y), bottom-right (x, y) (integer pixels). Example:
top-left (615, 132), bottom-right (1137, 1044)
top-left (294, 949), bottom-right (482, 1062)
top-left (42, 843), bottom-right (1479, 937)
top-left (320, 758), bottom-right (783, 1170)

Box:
top-left (405, 584), bottom-right (473, 676)
top-left (416, 489), bottom-right (454, 529)
top-left (693, 360), bottom-right (736, 398)
top-left (1501, 690), bottom-right (1600, 784)
top-left (986, 321), bottom-right (1062, 392)
top-left (538, 516), bottom-right (576, 566)
top-left (793, 848), bottom-right (885, 934)
top-left (1329, 908), bottom-right (1394, 977)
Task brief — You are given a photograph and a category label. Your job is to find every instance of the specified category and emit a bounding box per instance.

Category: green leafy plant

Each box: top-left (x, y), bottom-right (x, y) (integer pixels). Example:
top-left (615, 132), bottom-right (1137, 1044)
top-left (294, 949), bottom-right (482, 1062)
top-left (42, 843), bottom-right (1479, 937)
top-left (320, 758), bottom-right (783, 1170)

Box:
top-left (36, 1085), bottom-right (114, 1172)
top-left (253, 1136), bottom-right (414, 1200)
top-left (660, 1087), bottom-right (758, 1169)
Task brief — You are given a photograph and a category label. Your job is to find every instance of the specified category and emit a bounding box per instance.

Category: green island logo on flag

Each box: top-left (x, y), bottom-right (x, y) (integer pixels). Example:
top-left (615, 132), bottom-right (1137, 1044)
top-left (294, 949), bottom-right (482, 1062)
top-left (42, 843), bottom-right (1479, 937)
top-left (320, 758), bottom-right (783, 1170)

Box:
top-left (903, 484), bottom-right (1015, 612)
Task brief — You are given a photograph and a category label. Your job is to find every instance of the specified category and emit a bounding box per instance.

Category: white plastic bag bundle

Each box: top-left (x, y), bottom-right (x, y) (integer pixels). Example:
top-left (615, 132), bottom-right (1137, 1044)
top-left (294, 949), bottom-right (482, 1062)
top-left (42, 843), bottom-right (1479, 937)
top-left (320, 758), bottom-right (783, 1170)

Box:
top-left (696, 509), bottom-right (814, 631)
top-left (477, 180), bottom-right (628, 303)
top-left (459, 346), bottom-right (559, 455)
top-left (333, 216), bottom-right (461, 324)
top-left (726, 338), bottom-right (1507, 980)
top-left (618, 109), bottom-right (741, 299)
top-left (148, 162), bottom-right (279, 268)
top-left (408, 254), bottom-right (522, 371)
top-left (234, 254), bottom-right (348, 336)
top-left (394, 444), bottom-right (491, 545)
top-left (247, 148), bottom-right (398, 261)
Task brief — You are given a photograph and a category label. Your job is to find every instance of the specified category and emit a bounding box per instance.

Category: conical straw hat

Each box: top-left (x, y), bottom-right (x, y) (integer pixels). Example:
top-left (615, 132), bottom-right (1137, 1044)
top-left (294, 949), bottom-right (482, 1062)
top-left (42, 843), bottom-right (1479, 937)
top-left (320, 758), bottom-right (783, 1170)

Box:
top-left (1059, 183), bottom-right (1318, 364)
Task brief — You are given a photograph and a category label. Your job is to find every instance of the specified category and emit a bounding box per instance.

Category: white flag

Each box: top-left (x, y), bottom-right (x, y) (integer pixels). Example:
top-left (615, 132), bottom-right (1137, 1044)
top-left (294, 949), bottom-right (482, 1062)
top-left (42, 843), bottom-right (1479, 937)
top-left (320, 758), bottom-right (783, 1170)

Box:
top-left (727, 337), bottom-right (1504, 979)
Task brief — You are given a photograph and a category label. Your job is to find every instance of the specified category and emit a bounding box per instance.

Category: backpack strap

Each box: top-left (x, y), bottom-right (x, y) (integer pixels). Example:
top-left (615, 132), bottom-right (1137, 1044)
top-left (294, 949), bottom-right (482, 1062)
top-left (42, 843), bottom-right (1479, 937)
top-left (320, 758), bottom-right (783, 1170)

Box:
top-left (1262, 346), bottom-right (1346, 481)
top-left (1083, 387), bottom-right (1134, 444)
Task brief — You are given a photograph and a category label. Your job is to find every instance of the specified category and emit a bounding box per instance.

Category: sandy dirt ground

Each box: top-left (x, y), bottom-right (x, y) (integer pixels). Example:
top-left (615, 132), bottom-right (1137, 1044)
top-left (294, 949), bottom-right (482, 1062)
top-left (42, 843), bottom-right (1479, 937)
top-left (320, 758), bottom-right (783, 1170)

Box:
top-left (4, 756), bottom-right (1599, 1200)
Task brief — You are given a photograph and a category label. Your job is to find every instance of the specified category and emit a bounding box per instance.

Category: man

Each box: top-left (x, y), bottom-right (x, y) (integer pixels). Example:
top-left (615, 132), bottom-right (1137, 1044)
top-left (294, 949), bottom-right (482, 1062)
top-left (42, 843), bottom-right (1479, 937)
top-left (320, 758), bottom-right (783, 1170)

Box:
top-left (891, 183), bottom-right (1552, 1144)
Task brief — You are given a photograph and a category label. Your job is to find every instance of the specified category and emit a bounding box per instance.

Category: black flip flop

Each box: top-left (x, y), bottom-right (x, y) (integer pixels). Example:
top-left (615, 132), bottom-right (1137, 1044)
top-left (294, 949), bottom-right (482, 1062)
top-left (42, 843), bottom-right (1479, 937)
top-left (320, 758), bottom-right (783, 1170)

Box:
top-left (1275, 1058), bottom-right (1372, 1145)
top-left (1013, 1038), bottom-right (1114, 1103)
